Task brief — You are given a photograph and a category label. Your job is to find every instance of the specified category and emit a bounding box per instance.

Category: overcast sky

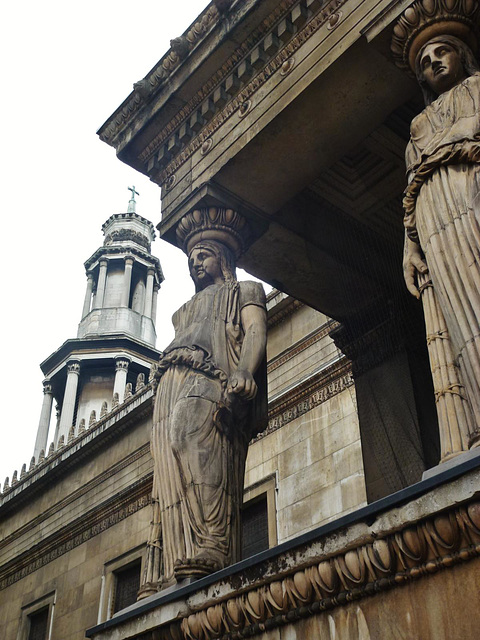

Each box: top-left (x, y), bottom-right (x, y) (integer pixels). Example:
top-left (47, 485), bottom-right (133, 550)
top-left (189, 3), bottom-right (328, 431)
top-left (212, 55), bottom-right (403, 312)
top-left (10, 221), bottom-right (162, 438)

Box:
top-left (0, 0), bottom-right (252, 480)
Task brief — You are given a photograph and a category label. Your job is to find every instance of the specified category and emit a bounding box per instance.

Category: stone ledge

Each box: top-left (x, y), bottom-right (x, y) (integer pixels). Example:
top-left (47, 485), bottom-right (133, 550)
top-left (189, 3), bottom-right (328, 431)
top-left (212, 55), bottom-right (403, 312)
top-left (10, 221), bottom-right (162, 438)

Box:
top-left (86, 460), bottom-right (480, 640)
top-left (0, 387), bottom-right (154, 512)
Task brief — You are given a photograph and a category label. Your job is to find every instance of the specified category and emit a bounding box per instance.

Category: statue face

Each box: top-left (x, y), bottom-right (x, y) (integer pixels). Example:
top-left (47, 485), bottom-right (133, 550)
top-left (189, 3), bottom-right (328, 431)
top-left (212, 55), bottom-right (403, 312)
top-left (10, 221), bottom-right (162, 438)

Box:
top-left (419, 41), bottom-right (467, 95)
top-left (189, 246), bottom-right (224, 289)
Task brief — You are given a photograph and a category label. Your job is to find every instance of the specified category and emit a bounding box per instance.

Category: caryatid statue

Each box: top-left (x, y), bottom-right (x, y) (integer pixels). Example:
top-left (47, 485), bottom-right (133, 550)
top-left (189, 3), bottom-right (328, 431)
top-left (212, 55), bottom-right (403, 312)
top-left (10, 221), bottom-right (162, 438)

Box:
top-left (392, 0), bottom-right (480, 461)
top-left (139, 207), bottom-right (267, 596)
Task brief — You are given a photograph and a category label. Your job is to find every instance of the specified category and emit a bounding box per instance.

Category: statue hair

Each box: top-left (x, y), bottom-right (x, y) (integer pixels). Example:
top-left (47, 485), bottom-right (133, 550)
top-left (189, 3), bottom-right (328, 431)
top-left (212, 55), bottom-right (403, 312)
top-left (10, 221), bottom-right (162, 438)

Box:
top-left (415, 35), bottom-right (480, 105)
top-left (189, 240), bottom-right (237, 292)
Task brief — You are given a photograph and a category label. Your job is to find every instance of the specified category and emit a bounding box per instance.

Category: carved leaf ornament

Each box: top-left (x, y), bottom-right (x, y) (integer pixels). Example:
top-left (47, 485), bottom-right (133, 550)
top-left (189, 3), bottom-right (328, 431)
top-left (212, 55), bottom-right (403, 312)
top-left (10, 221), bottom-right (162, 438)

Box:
top-left (175, 501), bottom-right (480, 639)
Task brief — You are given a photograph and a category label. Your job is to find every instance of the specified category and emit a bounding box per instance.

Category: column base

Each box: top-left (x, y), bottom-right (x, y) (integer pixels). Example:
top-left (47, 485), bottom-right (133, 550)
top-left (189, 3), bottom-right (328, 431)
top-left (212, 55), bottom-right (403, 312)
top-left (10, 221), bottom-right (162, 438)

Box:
top-left (422, 446), bottom-right (480, 480)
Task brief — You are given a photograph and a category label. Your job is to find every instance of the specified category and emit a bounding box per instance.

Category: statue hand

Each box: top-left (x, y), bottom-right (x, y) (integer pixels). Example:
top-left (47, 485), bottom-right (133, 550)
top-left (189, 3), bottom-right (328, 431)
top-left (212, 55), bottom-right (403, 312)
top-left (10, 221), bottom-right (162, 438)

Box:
top-left (227, 369), bottom-right (257, 400)
top-left (403, 233), bottom-right (428, 299)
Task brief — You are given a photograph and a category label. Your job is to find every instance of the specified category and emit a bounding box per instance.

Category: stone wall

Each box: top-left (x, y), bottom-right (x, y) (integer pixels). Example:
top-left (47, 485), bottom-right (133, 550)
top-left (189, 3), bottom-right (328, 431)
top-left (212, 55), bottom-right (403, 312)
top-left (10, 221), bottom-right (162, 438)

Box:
top-left (246, 293), bottom-right (365, 542)
top-left (0, 294), bottom-right (364, 639)
top-left (0, 391), bottom-right (154, 638)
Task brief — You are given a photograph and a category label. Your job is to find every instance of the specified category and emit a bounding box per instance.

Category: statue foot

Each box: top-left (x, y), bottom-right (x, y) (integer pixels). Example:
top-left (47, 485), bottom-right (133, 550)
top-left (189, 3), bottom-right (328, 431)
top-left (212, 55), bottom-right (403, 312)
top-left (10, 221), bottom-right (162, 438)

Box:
top-left (173, 553), bottom-right (223, 580)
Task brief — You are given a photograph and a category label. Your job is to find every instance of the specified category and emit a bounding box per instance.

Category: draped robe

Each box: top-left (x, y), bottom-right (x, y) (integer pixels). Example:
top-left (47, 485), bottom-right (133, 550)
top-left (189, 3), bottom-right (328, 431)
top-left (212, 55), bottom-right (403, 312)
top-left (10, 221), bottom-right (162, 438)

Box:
top-left (142, 280), bottom-right (266, 589)
top-left (404, 73), bottom-right (480, 427)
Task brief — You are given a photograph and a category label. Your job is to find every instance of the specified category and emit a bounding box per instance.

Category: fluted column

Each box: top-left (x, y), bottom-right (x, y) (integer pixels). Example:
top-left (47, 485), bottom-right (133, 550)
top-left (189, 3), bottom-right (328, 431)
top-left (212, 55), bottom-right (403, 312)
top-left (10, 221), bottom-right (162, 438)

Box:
top-left (57, 360), bottom-right (81, 444)
top-left (82, 273), bottom-right (94, 318)
top-left (94, 260), bottom-right (108, 309)
top-left (152, 284), bottom-right (159, 326)
top-left (33, 380), bottom-right (53, 459)
top-left (144, 268), bottom-right (155, 318)
top-left (121, 257), bottom-right (134, 307)
top-left (113, 357), bottom-right (130, 404)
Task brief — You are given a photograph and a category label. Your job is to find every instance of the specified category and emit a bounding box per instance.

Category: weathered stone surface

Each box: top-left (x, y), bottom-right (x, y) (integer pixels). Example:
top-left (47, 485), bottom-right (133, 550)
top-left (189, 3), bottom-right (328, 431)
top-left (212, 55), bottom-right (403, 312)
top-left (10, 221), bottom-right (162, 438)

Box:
top-left (399, 23), bottom-right (480, 460)
top-left (85, 467), bottom-right (480, 640)
top-left (141, 214), bottom-right (268, 593)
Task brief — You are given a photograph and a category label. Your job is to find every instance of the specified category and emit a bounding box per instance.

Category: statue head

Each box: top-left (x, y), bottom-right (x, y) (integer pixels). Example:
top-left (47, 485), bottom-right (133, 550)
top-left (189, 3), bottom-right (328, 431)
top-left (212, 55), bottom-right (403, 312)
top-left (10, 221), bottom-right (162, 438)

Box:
top-left (415, 35), bottom-right (479, 104)
top-left (188, 240), bottom-right (236, 292)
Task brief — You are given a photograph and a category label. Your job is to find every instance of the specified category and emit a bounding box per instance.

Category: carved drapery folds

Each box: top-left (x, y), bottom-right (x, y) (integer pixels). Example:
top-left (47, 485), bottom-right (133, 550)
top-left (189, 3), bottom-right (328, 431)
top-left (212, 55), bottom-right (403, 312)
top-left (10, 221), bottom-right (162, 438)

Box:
top-left (392, 0), bottom-right (480, 462)
top-left (141, 205), bottom-right (267, 593)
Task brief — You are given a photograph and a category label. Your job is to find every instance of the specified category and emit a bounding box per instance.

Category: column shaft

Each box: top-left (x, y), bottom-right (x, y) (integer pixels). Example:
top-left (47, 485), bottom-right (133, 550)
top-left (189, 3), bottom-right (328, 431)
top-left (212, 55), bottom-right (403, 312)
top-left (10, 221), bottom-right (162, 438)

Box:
top-left (144, 269), bottom-right (155, 318)
top-left (94, 260), bottom-right (108, 309)
top-left (82, 273), bottom-right (94, 318)
top-left (33, 381), bottom-right (53, 458)
top-left (121, 257), bottom-right (134, 307)
top-left (57, 361), bottom-right (80, 444)
top-left (113, 358), bottom-right (130, 404)
top-left (152, 285), bottom-right (159, 326)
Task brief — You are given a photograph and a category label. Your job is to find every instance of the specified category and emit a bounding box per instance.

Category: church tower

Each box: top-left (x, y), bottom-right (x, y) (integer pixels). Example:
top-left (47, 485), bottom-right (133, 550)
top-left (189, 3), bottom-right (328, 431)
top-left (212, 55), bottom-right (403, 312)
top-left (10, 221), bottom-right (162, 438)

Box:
top-left (33, 189), bottom-right (163, 458)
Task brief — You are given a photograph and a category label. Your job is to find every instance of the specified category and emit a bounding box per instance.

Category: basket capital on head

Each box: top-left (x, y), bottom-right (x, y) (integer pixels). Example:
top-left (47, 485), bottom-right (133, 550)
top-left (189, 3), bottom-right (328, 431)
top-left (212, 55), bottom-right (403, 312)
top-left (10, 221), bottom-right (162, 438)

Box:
top-left (176, 207), bottom-right (251, 258)
top-left (391, 0), bottom-right (480, 75)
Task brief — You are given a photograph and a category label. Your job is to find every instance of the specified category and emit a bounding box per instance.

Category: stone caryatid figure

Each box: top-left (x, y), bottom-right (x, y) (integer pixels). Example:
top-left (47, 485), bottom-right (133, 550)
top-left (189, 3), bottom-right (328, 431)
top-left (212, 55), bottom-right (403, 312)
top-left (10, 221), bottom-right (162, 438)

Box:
top-left (139, 207), bottom-right (267, 596)
top-left (392, 0), bottom-right (480, 460)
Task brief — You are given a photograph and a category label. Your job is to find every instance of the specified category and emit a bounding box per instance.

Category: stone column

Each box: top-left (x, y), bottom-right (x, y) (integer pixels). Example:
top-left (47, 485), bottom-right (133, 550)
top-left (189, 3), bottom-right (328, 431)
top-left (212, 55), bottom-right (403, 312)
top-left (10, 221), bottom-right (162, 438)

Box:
top-left (94, 260), bottom-right (108, 309)
top-left (113, 357), bottom-right (131, 404)
top-left (144, 268), bottom-right (155, 318)
top-left (331, 313), bottom-right (439, 502)
top-left (33, 380), bottom-right (53, 459)
top-left (82, 273), bottom-right (94, 318)
top-left (57, 360), bottom-right (81, 445)
top-left (152, 284), bottom-right (159, 326)
top-left (53, 404), bottom-right (61, 447)
top-left (121, 257), bottom-right (134, 307)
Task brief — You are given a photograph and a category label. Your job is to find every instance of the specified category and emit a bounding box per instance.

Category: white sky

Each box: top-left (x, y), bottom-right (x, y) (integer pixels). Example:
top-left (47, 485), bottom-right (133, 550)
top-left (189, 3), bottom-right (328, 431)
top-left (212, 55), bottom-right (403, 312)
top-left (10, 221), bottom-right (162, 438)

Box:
top-left (0, 0), bottom-right (255, 480)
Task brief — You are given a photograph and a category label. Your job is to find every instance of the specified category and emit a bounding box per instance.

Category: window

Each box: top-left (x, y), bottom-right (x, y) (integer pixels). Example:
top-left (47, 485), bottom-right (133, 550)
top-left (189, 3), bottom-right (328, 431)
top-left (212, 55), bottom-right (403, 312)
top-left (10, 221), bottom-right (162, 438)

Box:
top-left (242, 495), bottom-right (269, 558)
top-left (241, 474), bottom-right (277, 560)
top-left (98, 545), bottom-right (145, 622)
top-left (28, 608), bottom-right (49, 640)
top-left (18, 593), bottom-right (55, 640)
top-left (111, 560), bottom-right (141, 614)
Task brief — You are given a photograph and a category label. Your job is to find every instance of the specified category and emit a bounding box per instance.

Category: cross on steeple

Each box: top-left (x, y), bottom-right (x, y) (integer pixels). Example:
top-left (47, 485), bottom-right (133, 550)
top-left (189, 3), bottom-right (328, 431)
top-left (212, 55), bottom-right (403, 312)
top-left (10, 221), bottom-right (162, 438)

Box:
top-left (127, 185), bottom-right (139, 213)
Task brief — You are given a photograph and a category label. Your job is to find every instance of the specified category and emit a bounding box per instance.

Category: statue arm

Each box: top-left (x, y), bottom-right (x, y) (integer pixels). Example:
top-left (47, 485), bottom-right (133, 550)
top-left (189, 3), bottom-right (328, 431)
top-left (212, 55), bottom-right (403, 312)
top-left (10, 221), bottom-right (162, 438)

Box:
top-left (227, 304), bottom-right (267, 400)
top-left (403, 231), bottom-right (428, 299)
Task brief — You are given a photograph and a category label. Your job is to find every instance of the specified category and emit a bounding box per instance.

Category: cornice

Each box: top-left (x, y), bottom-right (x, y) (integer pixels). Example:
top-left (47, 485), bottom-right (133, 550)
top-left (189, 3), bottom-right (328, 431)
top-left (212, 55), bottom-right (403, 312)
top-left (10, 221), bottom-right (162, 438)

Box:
top-left (98, 2), bottom-right (224, 145)
top-left (267, 297), bottom-right (304, 329)
top-left (40, 338), bottom-right (161, 378)
top-left (267, 319), bottom-right (338, 373)
top-left (137, 0), bottom-right (300, 163)
top-left (104, 229), bottom-right (152, 253)
top-left (255, 358), bottom-right (353, 442)
top-left (84, 245), bottom-right (163, 280)
top-left (0, 476), bottom-right (152, 591)
top-left (0, 443), bottom-right (151, 555)
top-left (145, 0), bottom-right (347, 185)
top-left (0, 387), bottom-right (154, 509)
top-left (99, 0), bottom-right (296, 150)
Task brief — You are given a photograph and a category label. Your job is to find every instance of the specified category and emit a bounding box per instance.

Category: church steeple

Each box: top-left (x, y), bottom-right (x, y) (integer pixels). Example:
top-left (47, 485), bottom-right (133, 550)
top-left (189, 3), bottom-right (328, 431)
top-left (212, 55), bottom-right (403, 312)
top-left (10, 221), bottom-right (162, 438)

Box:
top-left (78, 188), bottom-right (163, 346)
top-left (32, 193), bottom-right (164, 460)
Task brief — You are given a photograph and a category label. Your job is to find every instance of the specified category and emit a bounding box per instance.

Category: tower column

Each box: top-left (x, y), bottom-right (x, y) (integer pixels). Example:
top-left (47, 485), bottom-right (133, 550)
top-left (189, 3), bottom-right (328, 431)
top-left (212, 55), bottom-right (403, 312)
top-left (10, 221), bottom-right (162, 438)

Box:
top-left (82, 273), bottom-right (94, 318)
top-left (94, 259), bottom-right (108, 309)
top-left (152, 284), bottom-right (159, 326)
top-left (144, 268), bottom-right (155, 318)
top-left (121, 257), bottom-right (134, 307)
top-left (33, 380), bottom-right (53, 459)
top-left (57, 360), bottom-right (81, 444)
top-left (113, 357), bottom-right (131, 404)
